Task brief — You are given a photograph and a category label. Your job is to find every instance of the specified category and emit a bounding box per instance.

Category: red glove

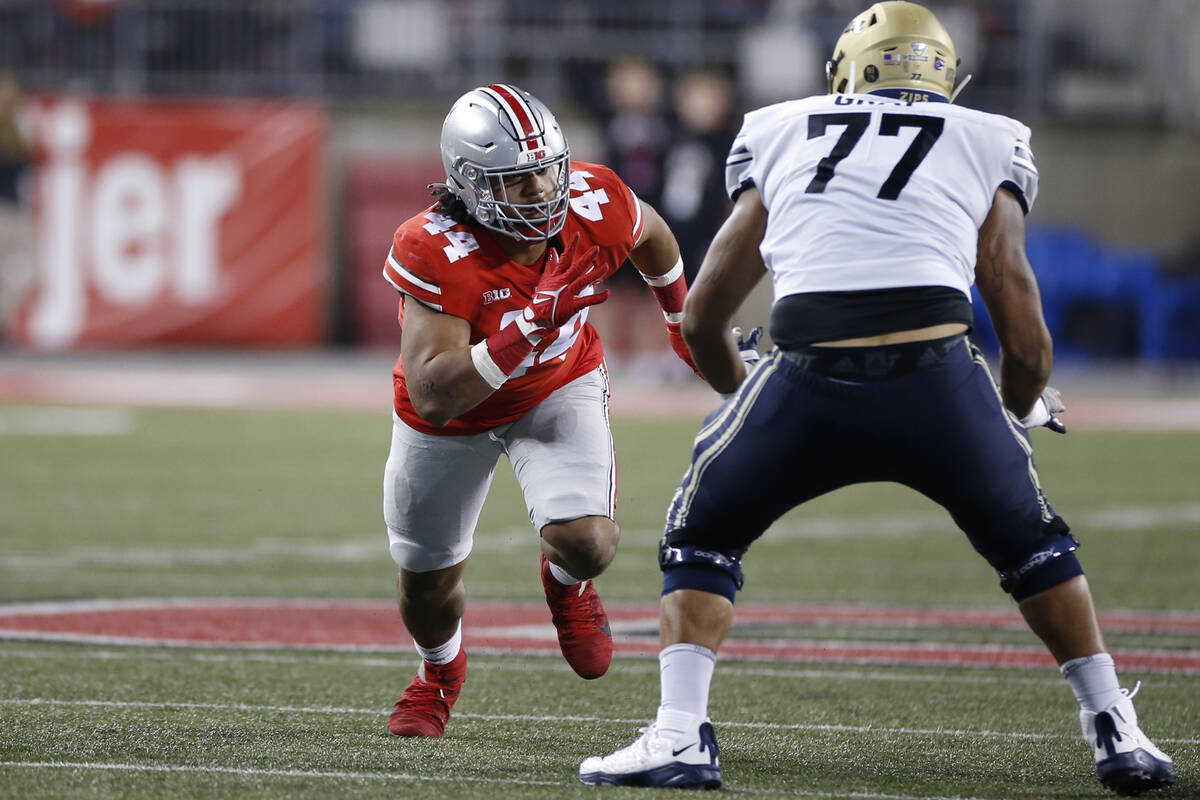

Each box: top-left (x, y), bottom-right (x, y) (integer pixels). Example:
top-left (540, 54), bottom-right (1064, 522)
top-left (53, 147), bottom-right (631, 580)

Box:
top-left (640, 257), bottom-right (700, 375)
top-left (667, 321), bottom-right (701, 376)
top-left (477, 234), bottom-right (616, 385)
top-left (516, 233), bottom-right (616, 342)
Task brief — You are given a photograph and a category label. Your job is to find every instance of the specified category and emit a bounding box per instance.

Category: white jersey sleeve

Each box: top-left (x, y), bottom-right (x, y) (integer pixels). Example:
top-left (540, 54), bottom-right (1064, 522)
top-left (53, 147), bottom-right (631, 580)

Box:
top-left (725, 128), bottom-right (755, 201)
top-left (725, 93), bottom-right (1040, 300)
top-left (1004, 133), bottom-right (1039, 213)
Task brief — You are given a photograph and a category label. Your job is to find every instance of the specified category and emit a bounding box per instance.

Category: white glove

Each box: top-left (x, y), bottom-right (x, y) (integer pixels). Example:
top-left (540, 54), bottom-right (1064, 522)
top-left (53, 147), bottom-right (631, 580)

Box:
top-left (1019, 386), bottom-right (1067, 434)
top-left (719, 326), bottom-right (764, 401)
top-left (731, 326), bottom-right (763, 368)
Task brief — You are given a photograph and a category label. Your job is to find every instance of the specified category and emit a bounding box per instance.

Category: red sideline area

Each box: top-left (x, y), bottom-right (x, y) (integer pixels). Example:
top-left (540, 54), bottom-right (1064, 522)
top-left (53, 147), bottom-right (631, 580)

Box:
top-left (2, 600), bottom-right (1198, 674)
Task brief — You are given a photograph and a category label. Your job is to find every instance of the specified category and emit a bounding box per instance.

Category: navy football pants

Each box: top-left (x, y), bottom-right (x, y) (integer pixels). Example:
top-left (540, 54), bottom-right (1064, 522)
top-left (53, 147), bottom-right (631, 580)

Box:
top-left (664, 340), bottom-right (1078, 600)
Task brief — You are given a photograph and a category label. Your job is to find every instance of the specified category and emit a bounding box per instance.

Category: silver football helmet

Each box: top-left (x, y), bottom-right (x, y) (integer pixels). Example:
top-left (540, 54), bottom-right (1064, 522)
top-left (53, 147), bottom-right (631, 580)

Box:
top-left (440, 84), bottom-right (571, 241)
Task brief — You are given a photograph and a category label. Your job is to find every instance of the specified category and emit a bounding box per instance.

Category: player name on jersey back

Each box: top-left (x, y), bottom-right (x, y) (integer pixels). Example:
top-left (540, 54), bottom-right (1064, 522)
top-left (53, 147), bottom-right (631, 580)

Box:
top-left (725, 93), bottom-right (1039, 300)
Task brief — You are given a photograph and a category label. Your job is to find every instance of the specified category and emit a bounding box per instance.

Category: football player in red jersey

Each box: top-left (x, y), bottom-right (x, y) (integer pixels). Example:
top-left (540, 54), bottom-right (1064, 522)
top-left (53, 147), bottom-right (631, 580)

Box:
top-left (381, 84), bottom-right (698, 737)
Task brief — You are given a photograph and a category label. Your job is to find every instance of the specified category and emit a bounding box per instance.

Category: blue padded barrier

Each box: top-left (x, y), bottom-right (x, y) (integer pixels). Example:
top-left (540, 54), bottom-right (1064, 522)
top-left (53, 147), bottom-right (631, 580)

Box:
top-left (1142, 271), bottom-right (1200, 360)
top-left (971, 227), bottom-right (1198, 363)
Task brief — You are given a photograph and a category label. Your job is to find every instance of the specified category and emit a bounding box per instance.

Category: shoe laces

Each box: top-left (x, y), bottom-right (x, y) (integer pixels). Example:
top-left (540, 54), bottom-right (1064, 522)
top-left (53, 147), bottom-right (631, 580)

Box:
top-left (596, 724), bottom-right (655, 766)
top-left (395, 676), bottom-right (455, 719)
top-left (1121, 681), bottom-right (1142, 701)
top-left (406, 678), bottom-right (450, 702)
top-left (402, 664), bottom-right (461, 705)
top-left (630, 724), bottom-right (668, 754)
top-left (551, 580), bottom-right (599, 623)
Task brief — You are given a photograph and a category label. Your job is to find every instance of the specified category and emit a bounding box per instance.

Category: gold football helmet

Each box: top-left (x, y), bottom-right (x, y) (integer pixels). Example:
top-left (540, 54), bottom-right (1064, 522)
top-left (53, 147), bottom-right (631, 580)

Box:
top-left (826, 1), bottom-right (969, 102)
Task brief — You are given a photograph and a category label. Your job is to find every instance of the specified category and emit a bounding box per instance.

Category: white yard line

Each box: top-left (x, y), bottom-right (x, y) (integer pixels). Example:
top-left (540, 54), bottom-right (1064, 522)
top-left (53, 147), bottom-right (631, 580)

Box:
top-left (0, 760), bottom-right (563, 790)
top-left (1, 697), bottom-right (1197, 746)
top-left (0, 759), bottom-right (994, 800)
top-left (0, 406), bottom-right (137, 436)
top-left (0, 646), bottom-right (1084, 686)
top-left (4, 501), bottom-right (1200, 570)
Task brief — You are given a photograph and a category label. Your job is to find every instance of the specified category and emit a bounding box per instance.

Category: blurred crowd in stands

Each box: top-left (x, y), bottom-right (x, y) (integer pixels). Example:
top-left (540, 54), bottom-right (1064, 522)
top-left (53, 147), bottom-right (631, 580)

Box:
top-left (2, 0), bottom-right (1199, 357)
top-left (3, 1), bottom-right (1198, 125)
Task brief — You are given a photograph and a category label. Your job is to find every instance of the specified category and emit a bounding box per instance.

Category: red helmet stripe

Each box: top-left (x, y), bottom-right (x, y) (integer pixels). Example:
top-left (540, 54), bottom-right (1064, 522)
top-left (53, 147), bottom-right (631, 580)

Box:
top-left (484, 84), bottom-right (543, 152)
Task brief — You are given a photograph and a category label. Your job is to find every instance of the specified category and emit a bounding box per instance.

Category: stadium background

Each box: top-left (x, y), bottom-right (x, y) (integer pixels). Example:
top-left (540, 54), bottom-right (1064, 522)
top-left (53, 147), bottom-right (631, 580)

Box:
top-left (2, 0), bottom-right (1200, 366)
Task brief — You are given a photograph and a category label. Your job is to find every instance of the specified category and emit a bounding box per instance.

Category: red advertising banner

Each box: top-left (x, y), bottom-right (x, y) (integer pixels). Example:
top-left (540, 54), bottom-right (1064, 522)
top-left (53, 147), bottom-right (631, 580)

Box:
top-left (343, 154), bottom-right (442, 349)
top-left (8, 97), bottom-right (327, 349)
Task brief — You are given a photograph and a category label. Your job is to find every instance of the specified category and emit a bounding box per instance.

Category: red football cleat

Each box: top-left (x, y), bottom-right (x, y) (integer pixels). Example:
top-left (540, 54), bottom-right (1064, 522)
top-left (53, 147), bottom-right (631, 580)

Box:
top-left (540, 553), bottom-right (613, 679)
top-left (387, 648), bottom-right (467, 737)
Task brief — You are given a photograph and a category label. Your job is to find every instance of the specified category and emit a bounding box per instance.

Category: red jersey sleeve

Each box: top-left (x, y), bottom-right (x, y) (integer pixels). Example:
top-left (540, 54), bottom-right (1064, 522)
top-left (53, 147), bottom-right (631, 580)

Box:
top-left (564, 161), bottom-right (645, 256)
top-left (383, 208), bottom-right (488, 317)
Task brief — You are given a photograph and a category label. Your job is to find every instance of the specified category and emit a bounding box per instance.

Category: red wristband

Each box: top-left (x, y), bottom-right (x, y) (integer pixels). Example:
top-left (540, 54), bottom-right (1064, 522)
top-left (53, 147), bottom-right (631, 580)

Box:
top-left (649, 277), bottom-right (687, 318)
top-left (641, 258), bottom-right (687, 323)
top-left (485, 322), bottom-right (536, 376)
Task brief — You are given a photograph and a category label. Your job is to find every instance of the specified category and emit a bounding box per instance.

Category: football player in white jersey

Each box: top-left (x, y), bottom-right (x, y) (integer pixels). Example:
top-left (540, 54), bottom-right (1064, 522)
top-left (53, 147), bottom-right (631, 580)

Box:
top-left (580, 2), bottom-right (1176, 795)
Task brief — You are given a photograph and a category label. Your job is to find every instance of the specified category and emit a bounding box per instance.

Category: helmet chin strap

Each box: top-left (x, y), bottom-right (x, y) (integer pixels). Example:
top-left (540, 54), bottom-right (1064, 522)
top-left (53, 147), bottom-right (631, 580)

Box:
top-left (846, 61), bottom-right (857, 94)
top-left (949, 73), bottom-right (973, 103)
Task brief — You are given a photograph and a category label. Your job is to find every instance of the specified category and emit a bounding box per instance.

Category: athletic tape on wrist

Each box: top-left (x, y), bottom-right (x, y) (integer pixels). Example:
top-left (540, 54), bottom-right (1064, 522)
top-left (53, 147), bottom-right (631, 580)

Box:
top-left (470, 340), bottom-right (509, 389)
top-left (640, 257), bottom-right (686, 324)
top-left (474, 323), bottom-right (535, 388)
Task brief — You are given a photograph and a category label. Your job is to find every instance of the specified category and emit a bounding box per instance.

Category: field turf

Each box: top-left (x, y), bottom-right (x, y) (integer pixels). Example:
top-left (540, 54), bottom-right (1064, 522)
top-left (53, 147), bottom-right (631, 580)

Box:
top-left (1, 404), bottom-right (1197, 799)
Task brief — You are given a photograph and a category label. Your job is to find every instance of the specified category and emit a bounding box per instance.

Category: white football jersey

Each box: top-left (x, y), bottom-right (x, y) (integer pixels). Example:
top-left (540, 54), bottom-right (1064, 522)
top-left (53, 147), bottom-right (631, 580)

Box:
top-left (725, 93), bottom-right (1038, 300)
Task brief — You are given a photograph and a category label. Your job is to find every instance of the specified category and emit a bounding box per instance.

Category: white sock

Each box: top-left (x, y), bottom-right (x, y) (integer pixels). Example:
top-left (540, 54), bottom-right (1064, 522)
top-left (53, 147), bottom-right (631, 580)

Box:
top-left (414, 620), bottom-right (462, 666)
top-left (548, 560), bottom-right (580, 586)
top-left (654, 643), bottom-right (716, 737)
top-left (1060, 652), bottom-right (1122, 712)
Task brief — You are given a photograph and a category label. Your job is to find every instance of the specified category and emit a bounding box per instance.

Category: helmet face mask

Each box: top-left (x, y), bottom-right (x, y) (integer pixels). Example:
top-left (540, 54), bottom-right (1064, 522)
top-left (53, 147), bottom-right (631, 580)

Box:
top-left (473, 158), bottom-right (570, 240)
top-left (441, 84), bottom-right (571, 241)
top-left (826, 1), bottom-right (961, 102)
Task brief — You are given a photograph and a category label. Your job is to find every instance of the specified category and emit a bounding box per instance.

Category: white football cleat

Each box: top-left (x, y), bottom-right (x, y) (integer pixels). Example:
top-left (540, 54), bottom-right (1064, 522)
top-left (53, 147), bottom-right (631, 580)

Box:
top-left (579, 720), bottom-right (722, 789)
top-left (1080, 684), bottom-right (1176, 796)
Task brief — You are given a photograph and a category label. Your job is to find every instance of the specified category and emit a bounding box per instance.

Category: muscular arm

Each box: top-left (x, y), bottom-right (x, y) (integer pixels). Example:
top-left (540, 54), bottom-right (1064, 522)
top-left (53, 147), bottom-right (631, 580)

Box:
top-left (974, 187), bottom-right (1053, 418)
top-left (400, 298), bottom-right (498, 428)
top-left (682, 186), bottom-right (768, 393)
top-left (628, 200), bottom-right (681, 277)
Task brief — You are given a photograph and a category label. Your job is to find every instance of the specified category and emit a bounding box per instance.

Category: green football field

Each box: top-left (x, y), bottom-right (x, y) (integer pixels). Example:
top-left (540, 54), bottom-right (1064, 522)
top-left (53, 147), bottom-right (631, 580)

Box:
top-left (1, 404), bottom-right (1197, 799)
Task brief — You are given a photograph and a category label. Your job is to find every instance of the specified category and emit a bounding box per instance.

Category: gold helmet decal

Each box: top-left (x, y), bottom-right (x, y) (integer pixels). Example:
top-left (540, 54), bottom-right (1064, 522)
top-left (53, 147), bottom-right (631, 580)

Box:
top-left (826, 1), bottom-right (968, 102)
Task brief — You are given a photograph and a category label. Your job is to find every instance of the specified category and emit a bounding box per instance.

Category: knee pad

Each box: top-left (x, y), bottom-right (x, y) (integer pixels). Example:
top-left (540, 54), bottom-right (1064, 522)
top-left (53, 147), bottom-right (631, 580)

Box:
top-left (659, 536), bottom-right (744, 603)
top-left (998, 524), bottom-right (1083, 602)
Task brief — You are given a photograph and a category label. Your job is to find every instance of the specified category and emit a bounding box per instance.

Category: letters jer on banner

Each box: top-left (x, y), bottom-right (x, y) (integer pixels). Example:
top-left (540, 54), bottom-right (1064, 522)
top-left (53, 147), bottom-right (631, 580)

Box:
top-left (8, 97), bottom-right (328, 349)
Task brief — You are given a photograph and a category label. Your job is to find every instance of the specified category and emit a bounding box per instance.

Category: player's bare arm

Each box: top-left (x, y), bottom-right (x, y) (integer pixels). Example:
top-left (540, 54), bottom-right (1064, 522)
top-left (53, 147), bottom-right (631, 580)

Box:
top-left (400, 298), bottom-right (498, 428)
top-left (974, 186), bottom-right (1053, 418)
top-left (682, 186), bottom-right (768, 394)
top-left (628, 200), bottom-right (681, 277)
top-left (626, 199), bottom-right (702, 373)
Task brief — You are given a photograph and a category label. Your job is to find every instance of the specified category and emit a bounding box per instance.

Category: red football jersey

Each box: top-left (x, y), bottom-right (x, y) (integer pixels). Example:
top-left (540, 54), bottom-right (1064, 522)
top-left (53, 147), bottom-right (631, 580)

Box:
top-left (384, 161), bottom-right (646, 435)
